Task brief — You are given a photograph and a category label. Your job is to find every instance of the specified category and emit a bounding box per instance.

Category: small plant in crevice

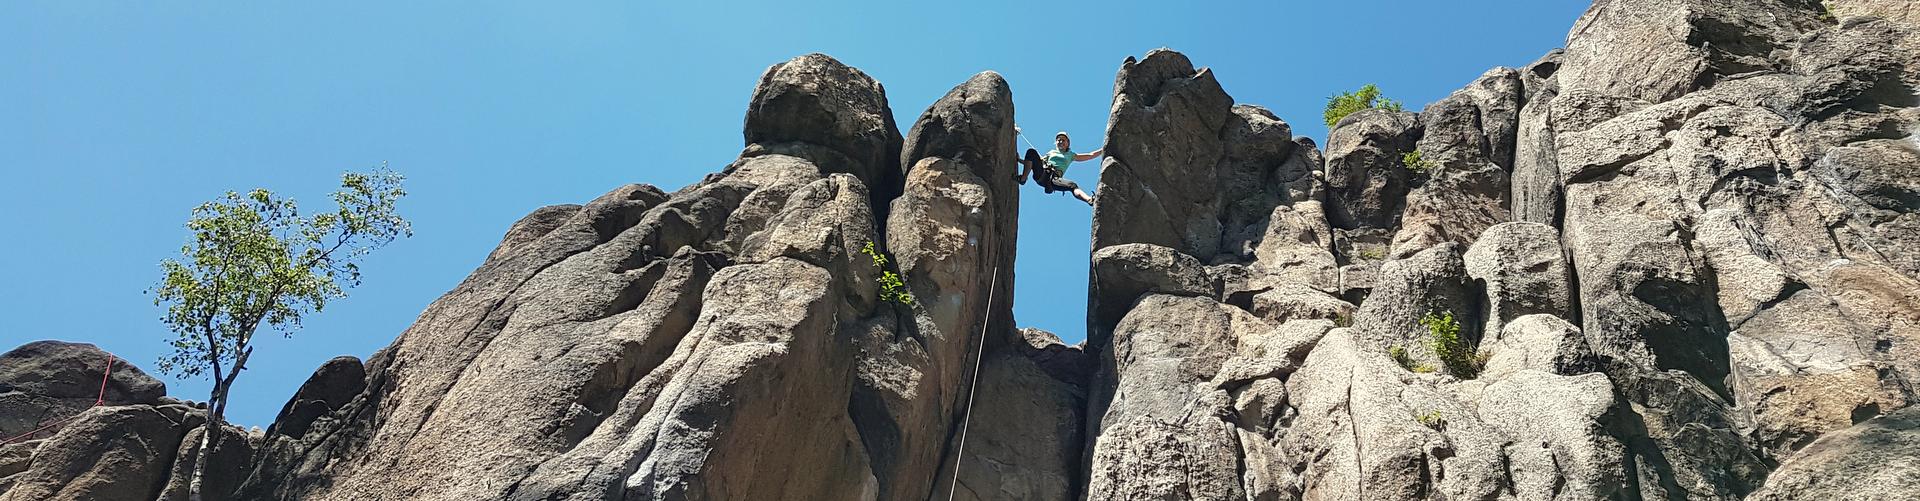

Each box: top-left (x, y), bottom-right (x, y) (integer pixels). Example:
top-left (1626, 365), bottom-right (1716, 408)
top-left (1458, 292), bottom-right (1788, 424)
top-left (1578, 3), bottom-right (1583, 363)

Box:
top-left (861, 241), bottom-right (915, 305)
top-left (1414, 410), bottom-right (1446, 431)
top-left (1334, 311), bottom-right (1354, 328)
top-left (1356, 247), bottom-right (1386, 261)
top-left (1323, 84), bottom-right (1405, 128)
top-left (1819, 2), bottom-right (1837, 22)
top-left (1421, 310), bottom-right (1481, 379)
top-left (1402, 149), bottom-right (1437, 175)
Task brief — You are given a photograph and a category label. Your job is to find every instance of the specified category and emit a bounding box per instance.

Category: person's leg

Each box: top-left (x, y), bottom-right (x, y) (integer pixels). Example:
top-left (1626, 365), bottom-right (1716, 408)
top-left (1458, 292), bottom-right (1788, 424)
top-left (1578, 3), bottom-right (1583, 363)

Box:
top-left (1057, 177), bottom-right (1093, 205)
top-left (1018, 148), bottom-right (1041, 184)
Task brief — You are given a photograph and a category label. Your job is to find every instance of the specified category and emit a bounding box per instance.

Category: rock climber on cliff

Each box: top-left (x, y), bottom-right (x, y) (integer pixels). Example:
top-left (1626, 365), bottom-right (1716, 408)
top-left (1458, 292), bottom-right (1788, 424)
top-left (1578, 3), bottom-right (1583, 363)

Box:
top-left (1016, 130), bottom-right (1103, 206)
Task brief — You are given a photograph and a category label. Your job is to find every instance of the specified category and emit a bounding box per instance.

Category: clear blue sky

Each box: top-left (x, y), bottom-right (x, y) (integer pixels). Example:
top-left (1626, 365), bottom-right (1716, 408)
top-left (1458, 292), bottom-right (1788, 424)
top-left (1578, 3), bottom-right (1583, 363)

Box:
top-left (1, 1), bottom-right (1589, 427)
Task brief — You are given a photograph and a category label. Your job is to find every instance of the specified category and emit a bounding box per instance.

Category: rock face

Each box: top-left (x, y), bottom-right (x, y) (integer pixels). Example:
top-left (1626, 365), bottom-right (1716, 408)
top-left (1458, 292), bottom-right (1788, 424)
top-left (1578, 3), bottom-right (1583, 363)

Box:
top-left (7, 3), bottom-right (1920, 499)
top-left (0, 343), bottom-right (251, 501)
top-left (0, 341), bottom-right (166, 442)
top-left (1748, 405), bottom-right (1920, 501)
top-left (230, 54), bottom-right (1043, 501)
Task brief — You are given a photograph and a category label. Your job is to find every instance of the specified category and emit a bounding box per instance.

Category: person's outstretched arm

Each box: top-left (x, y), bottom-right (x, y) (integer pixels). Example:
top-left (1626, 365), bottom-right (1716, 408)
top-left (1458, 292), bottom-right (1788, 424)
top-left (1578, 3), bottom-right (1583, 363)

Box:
top-left (1074, 147), bottom-right (1105, 162)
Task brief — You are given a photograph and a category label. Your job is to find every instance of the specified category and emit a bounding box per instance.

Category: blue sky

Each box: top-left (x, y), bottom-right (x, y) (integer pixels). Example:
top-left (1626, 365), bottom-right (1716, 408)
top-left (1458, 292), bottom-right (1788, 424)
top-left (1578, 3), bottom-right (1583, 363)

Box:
top-left (1, 1), bottom-right (1589, 427)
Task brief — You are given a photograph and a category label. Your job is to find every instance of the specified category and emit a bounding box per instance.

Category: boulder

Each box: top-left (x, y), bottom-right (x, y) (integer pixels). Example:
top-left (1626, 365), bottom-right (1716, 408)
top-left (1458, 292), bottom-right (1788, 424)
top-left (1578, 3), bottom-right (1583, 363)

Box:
top-left (1324, 108), bottom-right (1422, 230)
top-left (0, 341), bottom-right (165, 441)
top-left (1389, 67), bottom-right (1522, 256)
top-left (1351, 243), bottom-right (1478, 359)
top-left (1251, 200), bottom-right (1338, 290)
top-left (264, 356), bottom-right (364, 439)
top-left (1249, 283), bottom-right (1354, 325)
top-left (1089, 243), bottom-right (1214, 347)
top-left (743, 53), bottom-right (903, 192)
top-left (1479, 314), bottom-right (1601, 380)
top-left (1829, 0), bottom-right (1920, 24)
top-left (1276, 329), bottom-right (1509, 501)
top-left (0, 405), bottom-right (200, 501)
top-left (1092, 49), bottom-right (1234, 259)
top-left (1464, 222), bottom-right (1573, 337)
top-left (1558, 0), bottom-right (1825, 103)
top-left (1085, 295), bottom-right (1249, 501)
top-left (1749, 405), bottom-right (1920, 501)
top-left (1478, 370), bottom-right (1632, 500)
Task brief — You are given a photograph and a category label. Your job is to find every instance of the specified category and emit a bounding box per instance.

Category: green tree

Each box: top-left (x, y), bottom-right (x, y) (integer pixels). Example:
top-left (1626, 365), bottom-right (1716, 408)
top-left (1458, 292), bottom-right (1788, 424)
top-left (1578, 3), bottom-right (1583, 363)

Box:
top-left (1323, 83), bottom-right (1405, 128)
top-left (150, 167), bottom-right (409, 500)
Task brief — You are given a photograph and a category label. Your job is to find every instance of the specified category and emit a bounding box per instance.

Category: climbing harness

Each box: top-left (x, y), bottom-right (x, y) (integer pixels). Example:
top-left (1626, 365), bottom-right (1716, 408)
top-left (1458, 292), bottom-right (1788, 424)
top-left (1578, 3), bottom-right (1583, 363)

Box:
top-left (945, 267), bottom-right (997, 500)
top-left (1, 353), bottom-right (115, 445)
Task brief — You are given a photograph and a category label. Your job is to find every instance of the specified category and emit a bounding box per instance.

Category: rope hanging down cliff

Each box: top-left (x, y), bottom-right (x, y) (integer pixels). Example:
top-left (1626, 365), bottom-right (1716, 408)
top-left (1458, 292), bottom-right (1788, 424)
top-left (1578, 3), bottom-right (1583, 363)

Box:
top-left (945, 267), bottom-right (996, 500)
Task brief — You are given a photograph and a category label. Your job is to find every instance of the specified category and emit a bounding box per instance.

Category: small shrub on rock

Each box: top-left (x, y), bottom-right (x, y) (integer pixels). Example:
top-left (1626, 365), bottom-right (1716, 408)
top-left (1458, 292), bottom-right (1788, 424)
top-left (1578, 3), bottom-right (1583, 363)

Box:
top-left (861, 241), bottom-right (915, 305)
top-left (1421, 310), bottom-right (1480, 379)
top-left (1323, 84), bottom-right (1404, 128)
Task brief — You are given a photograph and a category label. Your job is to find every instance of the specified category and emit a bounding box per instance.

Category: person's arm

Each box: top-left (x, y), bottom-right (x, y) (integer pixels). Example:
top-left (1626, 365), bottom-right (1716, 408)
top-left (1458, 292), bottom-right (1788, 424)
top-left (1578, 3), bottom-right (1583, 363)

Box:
top-left (1074, 147), bottom-right (1105, 162)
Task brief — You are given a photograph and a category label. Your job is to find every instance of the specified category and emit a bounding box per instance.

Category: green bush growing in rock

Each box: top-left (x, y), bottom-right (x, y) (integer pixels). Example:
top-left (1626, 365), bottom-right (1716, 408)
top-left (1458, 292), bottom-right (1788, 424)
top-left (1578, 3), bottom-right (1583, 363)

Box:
top-left (861, 241), bottom-right (915, 305)
top-left (1356, 247), bottom-right (1386, 261)
top-left (1421, 310), bottom-right (1480, 378)
top-left (1323, 84), bottom-right (1405, 128)
top-left (1402, 149), bottom-right (1436, 175)
top-left (1819, 2), bottom-right (1837, 22)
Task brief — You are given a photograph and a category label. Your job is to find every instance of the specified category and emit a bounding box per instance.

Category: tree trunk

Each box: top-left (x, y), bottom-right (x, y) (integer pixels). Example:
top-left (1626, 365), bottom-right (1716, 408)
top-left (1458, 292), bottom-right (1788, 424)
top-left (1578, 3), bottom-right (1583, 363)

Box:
top-left (188, 346), bottom-right (249, 501)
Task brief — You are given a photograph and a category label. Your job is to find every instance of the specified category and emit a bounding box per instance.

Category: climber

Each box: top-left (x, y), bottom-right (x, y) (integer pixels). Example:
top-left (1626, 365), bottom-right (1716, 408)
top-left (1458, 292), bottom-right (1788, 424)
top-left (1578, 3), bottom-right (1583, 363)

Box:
top-left (1016, 130), bottom-right (1102, 205)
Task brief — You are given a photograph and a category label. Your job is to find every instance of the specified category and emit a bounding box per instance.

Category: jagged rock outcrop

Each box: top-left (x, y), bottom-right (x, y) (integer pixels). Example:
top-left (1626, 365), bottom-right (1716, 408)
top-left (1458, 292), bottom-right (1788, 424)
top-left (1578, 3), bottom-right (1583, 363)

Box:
top-left (0, 341), bottom-right (166, 442)
top-left (5, 1), bottom-right (1918, 499)
top-left (1325, 108), bottom-right (1421, 231)
top-left (228, 54), bottom-right (1047, 501)
top-left (1748, 405), bottom-right (1920, 500)
top-left (0, 343), bottom-right (252, 501)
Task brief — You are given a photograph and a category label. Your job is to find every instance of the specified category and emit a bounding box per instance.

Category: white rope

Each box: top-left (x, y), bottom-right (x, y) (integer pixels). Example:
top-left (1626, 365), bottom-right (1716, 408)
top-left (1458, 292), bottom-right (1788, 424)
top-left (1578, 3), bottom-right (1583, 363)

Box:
top-left (946, 266), bottom-right (997, 501)
top-left (1015, 126), bottom-right (1041, 152)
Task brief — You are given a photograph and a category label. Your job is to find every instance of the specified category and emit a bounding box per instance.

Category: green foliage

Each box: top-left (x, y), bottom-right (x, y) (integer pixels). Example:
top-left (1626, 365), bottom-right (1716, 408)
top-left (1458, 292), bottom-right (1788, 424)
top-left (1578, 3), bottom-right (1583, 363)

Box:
top-left (1402, 150), bottom-right (1436, 175)
top-left (151, 167), bottom-right (410, 378)
top-left (1324, 84), bottom-right (1405, 128)
top-left (1356, 247), bottom-right (1386, 261)
top-left (1819, 2), bottom-right (1837, 22)
top-left (1414, 410), bottom-right (1446, 430)
top-left (1334, 311), bottom-right (1353, 328)
top-left (1420, 310), bottom-right (1481, 379)
top-left (861, 241), bottom-right (915, 305)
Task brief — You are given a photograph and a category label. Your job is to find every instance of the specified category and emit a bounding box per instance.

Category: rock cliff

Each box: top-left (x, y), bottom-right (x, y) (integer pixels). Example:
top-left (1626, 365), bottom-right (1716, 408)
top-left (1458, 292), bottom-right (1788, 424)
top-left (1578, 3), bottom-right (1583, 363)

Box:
top-left (4, 0), bottom-right (1919, 499)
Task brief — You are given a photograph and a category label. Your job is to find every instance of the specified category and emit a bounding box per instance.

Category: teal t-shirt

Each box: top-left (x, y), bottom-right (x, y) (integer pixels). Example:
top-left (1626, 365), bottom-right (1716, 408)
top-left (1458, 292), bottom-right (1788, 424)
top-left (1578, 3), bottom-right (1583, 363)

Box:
top-left (1044, 149), bottom-right (1074, 172)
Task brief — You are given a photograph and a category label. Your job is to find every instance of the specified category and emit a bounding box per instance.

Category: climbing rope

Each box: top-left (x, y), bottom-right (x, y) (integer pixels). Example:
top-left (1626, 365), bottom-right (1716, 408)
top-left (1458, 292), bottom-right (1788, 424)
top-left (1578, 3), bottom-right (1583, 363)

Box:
top-left (1014, 126), bottom-right (1041, 152)
top-left (946, 267), bottom-right (997, 501)
top-left (0, 353), bottom-right (114, 445)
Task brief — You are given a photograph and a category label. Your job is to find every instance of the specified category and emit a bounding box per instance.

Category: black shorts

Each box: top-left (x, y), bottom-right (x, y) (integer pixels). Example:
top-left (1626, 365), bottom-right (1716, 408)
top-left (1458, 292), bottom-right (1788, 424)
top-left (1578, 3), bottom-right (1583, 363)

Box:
top-left (1025, 148), bottom-right (1081, 194)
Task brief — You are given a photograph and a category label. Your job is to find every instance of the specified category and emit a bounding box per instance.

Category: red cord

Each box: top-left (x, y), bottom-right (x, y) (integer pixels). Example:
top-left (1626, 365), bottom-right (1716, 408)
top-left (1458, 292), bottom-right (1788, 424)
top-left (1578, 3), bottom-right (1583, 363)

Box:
top-left (96, 354), bottom-right (114, 406)
top-left (0, 352), bottom-right (116, 445)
